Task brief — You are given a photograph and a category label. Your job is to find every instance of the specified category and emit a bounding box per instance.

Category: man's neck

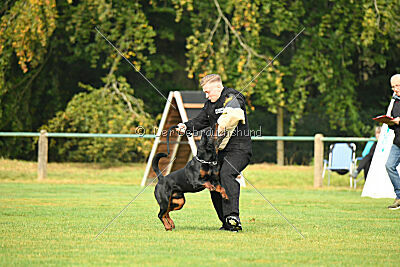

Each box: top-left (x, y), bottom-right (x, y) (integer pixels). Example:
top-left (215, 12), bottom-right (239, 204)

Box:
top-left (214, 87), bottom-right (225, 102)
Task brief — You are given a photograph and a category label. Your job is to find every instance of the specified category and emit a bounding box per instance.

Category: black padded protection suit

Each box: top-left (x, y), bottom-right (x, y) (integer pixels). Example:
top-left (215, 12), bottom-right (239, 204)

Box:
top-left (184, 87), bottom-right (252, 222)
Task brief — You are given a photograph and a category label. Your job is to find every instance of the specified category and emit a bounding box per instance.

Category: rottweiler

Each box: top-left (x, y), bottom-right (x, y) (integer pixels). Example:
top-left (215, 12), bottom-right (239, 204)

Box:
top-left (152, 133), bottom-right (227, 231)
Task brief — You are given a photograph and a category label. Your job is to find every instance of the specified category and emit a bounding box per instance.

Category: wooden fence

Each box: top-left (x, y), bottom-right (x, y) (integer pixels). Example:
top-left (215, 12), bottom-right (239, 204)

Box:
top-left (0, 131), bottom-right (375, 187)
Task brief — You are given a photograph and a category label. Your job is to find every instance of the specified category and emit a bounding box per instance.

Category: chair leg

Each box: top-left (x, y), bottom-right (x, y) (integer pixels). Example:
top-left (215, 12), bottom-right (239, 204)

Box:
top-left (351, 162), bottom-right (357, 189)
top-left (328, 171), bottom-right (331, 186)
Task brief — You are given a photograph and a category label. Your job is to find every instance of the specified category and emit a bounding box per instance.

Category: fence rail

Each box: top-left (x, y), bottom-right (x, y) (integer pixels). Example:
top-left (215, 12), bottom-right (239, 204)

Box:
top-left (0, 131), bottom-right (377, 187)
top-left (0, 132), bottom-right (376, 141)
top-left (0, 132), bottom-right (156, 138)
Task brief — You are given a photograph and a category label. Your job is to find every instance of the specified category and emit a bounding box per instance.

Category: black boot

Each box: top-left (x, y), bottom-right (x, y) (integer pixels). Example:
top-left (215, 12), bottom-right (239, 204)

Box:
top-left (224, 215), bottom-right (242, 232)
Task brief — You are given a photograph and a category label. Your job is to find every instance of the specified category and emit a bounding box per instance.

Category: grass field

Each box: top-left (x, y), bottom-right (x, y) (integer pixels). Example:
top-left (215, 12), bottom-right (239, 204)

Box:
top-left (0, 159), bottom-right (398, 266)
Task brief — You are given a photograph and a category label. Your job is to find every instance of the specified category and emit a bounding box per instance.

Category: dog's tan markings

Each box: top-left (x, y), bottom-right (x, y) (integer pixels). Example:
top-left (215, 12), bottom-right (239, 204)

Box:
top-left (171, 198), bottom-right (185, 211)
top-left (203, 181), bottom-right (216, 191)
top-left (162, 196), bottom-right (174, 231)
top-left (200, 169), bottom-right (207, 178)
top-left (166, 213), bottom-right (175, 229)
top-left (162, 214), bottom-right (172, 231)
top-left (164, 194), bottom-right (185, 229)
top-left (215, 184), bottom-right (229, 200)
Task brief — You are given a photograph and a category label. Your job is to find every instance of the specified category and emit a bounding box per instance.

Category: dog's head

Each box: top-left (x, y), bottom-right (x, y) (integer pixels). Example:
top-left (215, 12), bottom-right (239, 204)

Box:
top-left (196, 134), bottom-right (220, 180)
top-left (197, 134), bottom-right (218, 163)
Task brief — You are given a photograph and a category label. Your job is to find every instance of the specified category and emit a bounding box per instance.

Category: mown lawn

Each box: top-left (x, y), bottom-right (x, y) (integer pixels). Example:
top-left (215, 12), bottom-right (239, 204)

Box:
top-left (0, 159), bottom-right (397, 266)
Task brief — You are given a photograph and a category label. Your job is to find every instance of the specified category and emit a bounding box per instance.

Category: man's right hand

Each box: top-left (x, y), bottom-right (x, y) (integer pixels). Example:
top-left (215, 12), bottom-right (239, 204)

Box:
top-left (388, 117), bottom-right (400, 126)
top-left (393, 117), bottom-right (400, 125)
top-left (177, 123), bottom-right (187, 134)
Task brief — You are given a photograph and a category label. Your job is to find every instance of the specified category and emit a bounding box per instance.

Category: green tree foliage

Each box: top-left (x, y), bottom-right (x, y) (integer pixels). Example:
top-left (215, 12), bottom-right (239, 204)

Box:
top-left (65, 0), bottom-right (156, 71)
top-left (292, 0), bottom-right (400, 135)
top-left (0, 0), bottom-right (158, 160)
top-left (174, 0), bottom-right (306, 133)
top-left (1, 0), bottom-right (400, 164)
top-left (0, 0), bottom-right (57, 130)
top-left (44, 76), bottom-right (154, 162)
top-left (175, 0), bottom-right (400, 136)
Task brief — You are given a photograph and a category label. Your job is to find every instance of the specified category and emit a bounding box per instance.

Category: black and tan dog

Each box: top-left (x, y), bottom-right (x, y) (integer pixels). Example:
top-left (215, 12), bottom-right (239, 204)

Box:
top-left (152, 134), bottom-right (227, 231)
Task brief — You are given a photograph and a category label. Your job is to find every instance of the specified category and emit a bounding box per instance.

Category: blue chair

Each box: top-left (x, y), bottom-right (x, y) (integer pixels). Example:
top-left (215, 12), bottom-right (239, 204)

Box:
top-left (322, 143), bottom-right (357, 187)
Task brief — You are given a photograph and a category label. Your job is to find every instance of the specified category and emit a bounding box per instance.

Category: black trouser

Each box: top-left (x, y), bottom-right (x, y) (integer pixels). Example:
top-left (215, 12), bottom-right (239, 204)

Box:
top-left (210, 149), bottom-right (252, 224)
top-left (356, 155), bottom-right (373, 180)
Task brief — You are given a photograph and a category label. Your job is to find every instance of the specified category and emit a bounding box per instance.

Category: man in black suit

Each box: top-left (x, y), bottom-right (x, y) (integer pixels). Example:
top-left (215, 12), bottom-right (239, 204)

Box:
top-left (177, 74), bottom-right (252, 231)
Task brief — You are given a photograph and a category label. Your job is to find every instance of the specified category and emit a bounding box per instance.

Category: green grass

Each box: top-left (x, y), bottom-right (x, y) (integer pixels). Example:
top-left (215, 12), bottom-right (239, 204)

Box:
top-left (0, 159), bottom-right (397, 266)
top-left (0, 158), bottom-right (365, 188)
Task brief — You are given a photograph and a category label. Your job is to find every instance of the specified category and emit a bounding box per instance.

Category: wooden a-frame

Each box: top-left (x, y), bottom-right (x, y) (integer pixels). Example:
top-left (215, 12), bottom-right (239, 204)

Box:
top-left (141, 91), bottom-right (206, 186)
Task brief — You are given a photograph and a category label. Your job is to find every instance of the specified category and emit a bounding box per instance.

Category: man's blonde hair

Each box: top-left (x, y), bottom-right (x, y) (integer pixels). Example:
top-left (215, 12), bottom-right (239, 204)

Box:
top-left (200, 74), bottom-right (222, 87)
top-left (390, 74), bottom-right (400, 84)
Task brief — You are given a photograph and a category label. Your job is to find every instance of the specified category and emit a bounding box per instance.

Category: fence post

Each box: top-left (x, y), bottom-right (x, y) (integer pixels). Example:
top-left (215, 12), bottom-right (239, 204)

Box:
top-left (314, 133), bottom-right (324, 188)
top-left (38, 130), bottom-right (48, 180)
top-left (277, 107), bottom-right (284, 165)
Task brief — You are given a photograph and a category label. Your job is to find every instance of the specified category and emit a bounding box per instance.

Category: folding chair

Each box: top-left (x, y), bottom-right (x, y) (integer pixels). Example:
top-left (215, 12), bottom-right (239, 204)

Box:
top-left (322, 143), bottom-right (357, 188)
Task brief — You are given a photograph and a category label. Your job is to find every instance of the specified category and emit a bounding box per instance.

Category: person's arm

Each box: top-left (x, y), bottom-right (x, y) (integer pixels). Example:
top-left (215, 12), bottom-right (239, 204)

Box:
top-left (183, 102), bottom-right (210, 132)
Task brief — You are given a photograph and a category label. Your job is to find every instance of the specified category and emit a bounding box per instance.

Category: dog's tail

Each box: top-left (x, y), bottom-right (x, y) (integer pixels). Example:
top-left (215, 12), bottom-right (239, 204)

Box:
top-left (152, 152), bottom-right (168, 178)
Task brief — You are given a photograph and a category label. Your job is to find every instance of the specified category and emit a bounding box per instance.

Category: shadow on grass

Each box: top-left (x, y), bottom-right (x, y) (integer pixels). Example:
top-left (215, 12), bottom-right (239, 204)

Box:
top-left (174, 225), bottom-right (220, 231)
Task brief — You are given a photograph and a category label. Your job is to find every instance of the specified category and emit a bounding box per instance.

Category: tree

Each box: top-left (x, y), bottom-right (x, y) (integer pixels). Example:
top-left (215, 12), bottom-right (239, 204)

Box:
top-left (176, 0), bottom-right (400, 135)
top-left (0, 0), bottom-right (57, 131)
top-left (0, 0), bottom-right (159, 160)
top-left (291, 0), bottom-right (400, 136)
top-left (173, 0), bottom-right (306, 164)
top-left (44, 75), bottom-right (154, 162)
top-left (2, 0), bottom-right (400, 164)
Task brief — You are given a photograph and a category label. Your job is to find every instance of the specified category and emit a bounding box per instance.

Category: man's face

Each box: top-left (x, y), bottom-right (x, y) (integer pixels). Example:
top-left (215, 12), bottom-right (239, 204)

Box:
top-left (391, 77), bottom-right (400, 96)
top-left (202, 82), bottom-right (223, 102)
top-left (375, 130), bottom-right (381, 140)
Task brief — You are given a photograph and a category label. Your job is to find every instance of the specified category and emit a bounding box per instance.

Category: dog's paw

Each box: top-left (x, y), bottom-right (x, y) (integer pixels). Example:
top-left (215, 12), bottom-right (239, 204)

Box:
top-left (203, 182), bottom-right (216, 191)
